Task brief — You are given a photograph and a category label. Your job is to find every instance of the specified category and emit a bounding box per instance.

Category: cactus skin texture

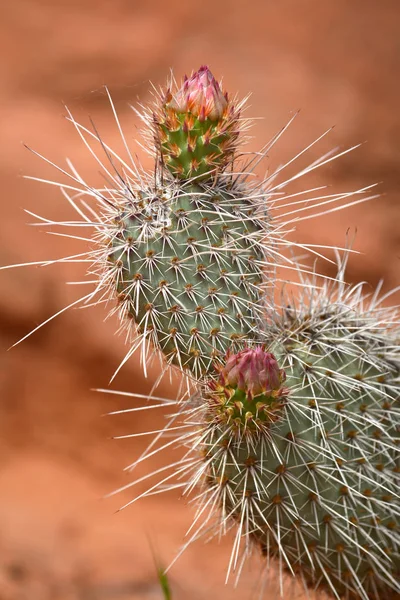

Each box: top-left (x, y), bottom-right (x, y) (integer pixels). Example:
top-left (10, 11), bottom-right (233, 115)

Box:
top-left (153, 65), bottom-right (241, 180)
top-left (200, 273), bottom-right (399, 600)
top-left (107, 179), bottom-right (269, 377)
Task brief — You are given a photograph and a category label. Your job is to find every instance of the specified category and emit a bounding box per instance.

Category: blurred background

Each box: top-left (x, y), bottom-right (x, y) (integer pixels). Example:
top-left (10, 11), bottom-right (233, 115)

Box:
top-left (0, 1), bottom-right (399, 598)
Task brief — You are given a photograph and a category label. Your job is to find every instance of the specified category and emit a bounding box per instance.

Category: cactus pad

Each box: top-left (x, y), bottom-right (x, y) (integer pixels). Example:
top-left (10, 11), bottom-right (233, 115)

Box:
top-left (106, 182), bottom-right (269, 377)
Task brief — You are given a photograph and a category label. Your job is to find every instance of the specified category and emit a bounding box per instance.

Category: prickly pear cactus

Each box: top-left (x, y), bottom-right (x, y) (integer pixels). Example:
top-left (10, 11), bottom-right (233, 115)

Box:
top-left (199, 272), bottom-right (399, 600)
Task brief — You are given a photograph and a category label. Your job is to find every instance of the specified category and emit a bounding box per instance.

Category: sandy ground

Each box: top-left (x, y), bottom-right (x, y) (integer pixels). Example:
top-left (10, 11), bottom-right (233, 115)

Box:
top-left (0, 1), bottom-right (399, 598)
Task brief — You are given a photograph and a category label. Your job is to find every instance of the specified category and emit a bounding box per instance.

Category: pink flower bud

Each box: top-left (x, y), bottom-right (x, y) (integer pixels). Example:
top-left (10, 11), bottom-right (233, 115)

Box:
top-left (221, 347), bottom-right (286, 397)
top-left (167, 66), bottom-right (228, 121)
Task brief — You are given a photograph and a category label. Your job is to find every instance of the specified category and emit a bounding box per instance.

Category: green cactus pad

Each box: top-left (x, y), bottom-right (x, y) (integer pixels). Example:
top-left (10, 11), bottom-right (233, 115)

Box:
top-left (107, 182), bottom-right (269, 377)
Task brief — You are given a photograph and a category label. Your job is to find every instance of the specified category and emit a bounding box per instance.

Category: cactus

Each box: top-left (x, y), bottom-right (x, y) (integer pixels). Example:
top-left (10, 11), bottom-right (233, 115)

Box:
top-left (6, 66), bottom-right (397, 600)
top-left (176, 258), bottom-right (399, 600)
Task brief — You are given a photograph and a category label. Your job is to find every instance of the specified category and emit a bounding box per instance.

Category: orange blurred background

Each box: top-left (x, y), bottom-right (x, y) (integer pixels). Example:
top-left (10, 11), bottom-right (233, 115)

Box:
top-left (0, 1), bottom-right (399, 598)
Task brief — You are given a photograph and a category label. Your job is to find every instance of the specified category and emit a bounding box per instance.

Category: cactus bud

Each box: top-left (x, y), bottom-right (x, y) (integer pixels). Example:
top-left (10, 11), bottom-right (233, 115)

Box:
top-left (221, 346), bottom-right (286, 398)
top-left (168, 65), bottom-right (228, 121)
top-left (154, 65), bottom-right (241, 181)
top-left (208, 347), bottom-right (288, 432)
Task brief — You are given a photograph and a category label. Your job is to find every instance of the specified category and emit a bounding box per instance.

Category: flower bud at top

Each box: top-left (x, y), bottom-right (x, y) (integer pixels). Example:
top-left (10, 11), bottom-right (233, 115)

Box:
top-left (167, 65), bottom-right (228, 121)
top-left (154, 65), bottom-right (242, 180)
top-left (221, 347), bottom-right (286, 398)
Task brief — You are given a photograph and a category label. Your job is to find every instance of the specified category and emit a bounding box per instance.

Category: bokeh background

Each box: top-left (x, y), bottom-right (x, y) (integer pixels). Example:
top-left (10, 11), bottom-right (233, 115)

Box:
top-left (0, 1), bottom-right (399, 598)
